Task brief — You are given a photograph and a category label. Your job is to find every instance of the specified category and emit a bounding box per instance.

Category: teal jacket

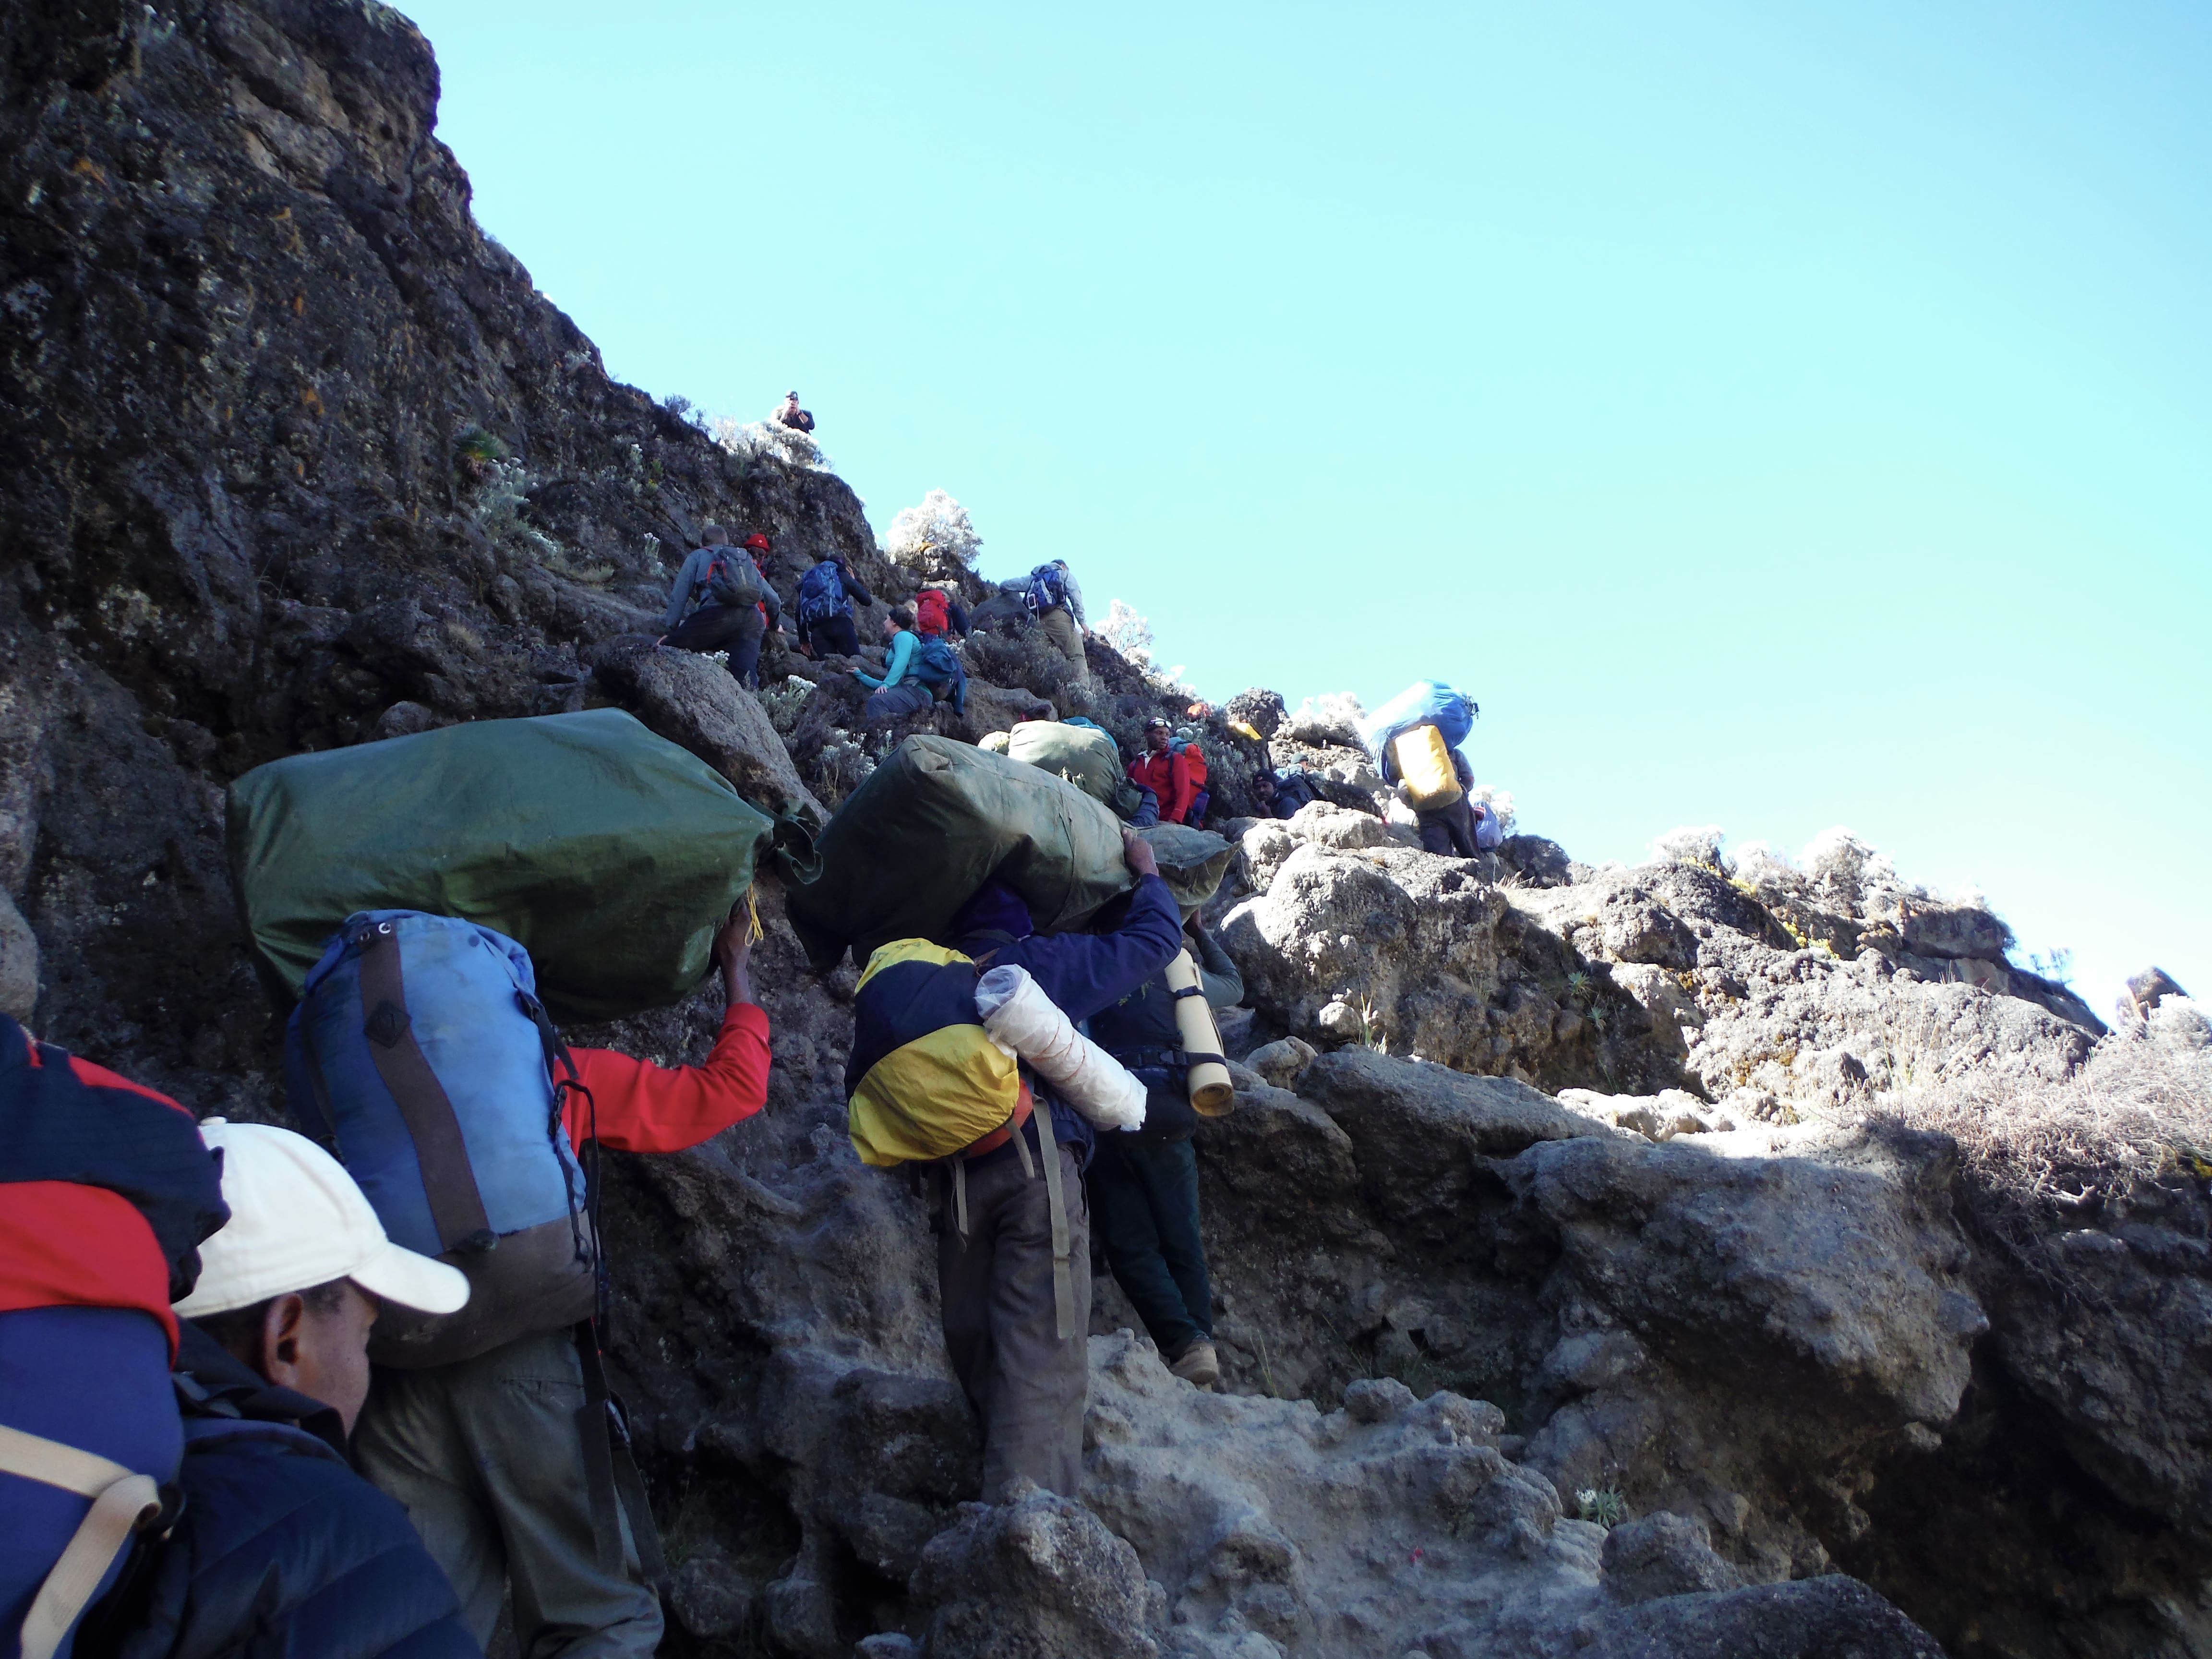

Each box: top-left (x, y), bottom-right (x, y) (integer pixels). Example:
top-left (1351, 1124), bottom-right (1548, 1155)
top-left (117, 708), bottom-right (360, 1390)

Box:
top-left (857, 629), bottom-right (918, 689)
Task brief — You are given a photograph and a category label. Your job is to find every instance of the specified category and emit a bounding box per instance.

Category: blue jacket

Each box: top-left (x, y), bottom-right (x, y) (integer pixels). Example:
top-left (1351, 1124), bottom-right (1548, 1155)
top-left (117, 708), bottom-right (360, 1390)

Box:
top-left (1088, 927), bottom-right (1243, 1145)
top-left (954, 873), bottom-right (1184, 1167)
top-left (108, 1325), bottom-right (478, 1659)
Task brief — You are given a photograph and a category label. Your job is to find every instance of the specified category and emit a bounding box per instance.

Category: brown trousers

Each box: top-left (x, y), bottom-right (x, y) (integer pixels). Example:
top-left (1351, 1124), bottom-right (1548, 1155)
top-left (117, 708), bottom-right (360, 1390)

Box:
top-left (937, 1127), bottom-right (1092, 1502)
top-left (1037, 606), bottom-right (1088, 683)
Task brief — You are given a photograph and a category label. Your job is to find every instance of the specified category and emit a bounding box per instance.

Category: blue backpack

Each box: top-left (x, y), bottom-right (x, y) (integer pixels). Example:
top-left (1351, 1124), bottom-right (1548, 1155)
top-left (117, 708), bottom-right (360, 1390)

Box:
top-left (1359, 680), bottom-right (1479, 770)
top-left (285, 911), bottom-right (596, 1369)
top-left (909, 637), bottom-right (967, 713)
top-left (797, 560), bottom-right (849, 626)
top-left (1024, 563), bottom-right (1069, 614)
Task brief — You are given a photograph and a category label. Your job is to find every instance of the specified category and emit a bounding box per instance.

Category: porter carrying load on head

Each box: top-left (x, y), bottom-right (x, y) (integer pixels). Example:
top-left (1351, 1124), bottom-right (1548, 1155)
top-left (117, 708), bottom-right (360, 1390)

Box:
top-left (845, 843), bottom-right (1182, 1502)
top-left (1357, 680), bottom-right (1497, 859)
top-left (784, 735), bottom-right (1235, 972)
top-left (228, 709), bottom-right (774, 1023)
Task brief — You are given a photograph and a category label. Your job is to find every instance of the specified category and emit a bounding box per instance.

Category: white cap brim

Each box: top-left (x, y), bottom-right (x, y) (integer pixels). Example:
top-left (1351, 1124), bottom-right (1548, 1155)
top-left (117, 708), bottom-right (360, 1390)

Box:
top-left (348, 1239), bottom-right (470, 1316)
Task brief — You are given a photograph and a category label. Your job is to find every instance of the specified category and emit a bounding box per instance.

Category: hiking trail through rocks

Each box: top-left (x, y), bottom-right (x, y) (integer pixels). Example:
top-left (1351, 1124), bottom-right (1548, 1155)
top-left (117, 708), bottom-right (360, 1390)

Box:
top-left (4, 4), bottom-right (2209, 1655)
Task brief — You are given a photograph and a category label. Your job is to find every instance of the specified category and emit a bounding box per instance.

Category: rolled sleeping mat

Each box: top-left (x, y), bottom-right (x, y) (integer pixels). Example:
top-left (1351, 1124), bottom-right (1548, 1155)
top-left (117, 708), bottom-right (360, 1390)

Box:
top-left (974, 966), bottom-right (1147, 1132)
top-left (1163, 950), bottom-right (1235, 1115)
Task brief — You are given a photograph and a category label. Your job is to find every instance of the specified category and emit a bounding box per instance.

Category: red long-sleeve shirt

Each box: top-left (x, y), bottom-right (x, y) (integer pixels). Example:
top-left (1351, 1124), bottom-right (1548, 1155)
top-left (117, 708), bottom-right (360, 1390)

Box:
top-left (561, 1002), bottom-right (771, 1154)
top-left (1128, 746), bottom-right (1207, 825)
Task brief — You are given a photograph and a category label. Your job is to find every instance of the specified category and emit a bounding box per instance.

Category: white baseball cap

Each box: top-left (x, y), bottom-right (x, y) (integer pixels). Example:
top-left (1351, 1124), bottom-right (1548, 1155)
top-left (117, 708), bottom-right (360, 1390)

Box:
top-left (175, 1119), bottom-right (470, 1319)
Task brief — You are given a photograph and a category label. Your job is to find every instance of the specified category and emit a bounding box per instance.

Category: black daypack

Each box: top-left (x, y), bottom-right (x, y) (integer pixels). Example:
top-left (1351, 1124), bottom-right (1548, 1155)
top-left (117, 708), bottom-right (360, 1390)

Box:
top-left (700, 547), bottom-right (766, 609)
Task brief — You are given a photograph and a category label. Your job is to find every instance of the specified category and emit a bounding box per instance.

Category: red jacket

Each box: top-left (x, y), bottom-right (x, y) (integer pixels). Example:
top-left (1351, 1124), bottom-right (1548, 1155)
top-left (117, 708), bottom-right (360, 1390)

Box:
top-left (0, 1052), bottom-right (207, 1353)
top-left (562, 1002), bottom-right (771, 1154)
top-left (1128, 746), bottom-right (1206, 825)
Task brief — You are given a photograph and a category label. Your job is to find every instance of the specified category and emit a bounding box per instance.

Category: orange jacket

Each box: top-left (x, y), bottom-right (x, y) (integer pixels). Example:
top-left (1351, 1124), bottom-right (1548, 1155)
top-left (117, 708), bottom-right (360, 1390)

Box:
top-left (563, 1002), bottom-right (770, 1154)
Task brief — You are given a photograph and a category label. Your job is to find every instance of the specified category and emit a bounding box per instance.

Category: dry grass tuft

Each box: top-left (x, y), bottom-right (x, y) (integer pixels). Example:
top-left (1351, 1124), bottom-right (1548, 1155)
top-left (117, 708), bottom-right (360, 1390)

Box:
top-left (1877, 1001), bottom-right (2212, 1271)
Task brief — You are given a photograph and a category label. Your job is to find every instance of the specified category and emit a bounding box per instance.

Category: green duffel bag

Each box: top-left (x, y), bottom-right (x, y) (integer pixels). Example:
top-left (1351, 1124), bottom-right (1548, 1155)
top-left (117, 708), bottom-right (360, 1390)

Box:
top-left (228, 708), bottom-right (774, 1022)
top-left (786, 735), bottom-right (1236, 970)
top-left (1004, 720), bottom-right (1123, 805)
top-left (1138, 822), bottom-right (1237, 915)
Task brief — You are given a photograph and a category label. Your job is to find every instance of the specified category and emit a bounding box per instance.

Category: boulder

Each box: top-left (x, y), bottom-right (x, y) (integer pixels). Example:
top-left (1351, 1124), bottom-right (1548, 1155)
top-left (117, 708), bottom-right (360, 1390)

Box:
top-left (1298, 1049), bottom-right (1610, 1238)
top-left (1599, 1511), bottom-right (1742, 1603)
top-left (910, 1485), bottom-right (1160, 1659)
top-left (588, 636), bottom-right (826, 822)
top-left (1245, 1035), bottom-right (1318, 1089)
top-left (1221, 842), bottom-right (1506, 1069)
top-left (1582, 1575), bottom-right (1945, 1658)
top-left (1509, 1132), bottom-right (1984, 1431)
top-left (2124, 965), bottom-right (2188, 1020)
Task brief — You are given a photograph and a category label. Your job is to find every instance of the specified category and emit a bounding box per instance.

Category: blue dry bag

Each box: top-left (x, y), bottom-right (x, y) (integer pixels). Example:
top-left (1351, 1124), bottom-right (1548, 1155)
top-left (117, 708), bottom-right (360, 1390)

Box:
top-left (1359, 680), bottom-right (1479, 771)
top-left (286, 911), bottom-right (596, 1369)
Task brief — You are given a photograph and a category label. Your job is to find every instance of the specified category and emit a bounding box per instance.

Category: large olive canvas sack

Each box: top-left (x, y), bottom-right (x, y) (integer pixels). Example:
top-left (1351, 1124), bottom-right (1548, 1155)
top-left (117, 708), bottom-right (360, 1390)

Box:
top-left (228, 709), bottom-right (774, 1022)
top-left (785, 735), bottom-right (1235, 970)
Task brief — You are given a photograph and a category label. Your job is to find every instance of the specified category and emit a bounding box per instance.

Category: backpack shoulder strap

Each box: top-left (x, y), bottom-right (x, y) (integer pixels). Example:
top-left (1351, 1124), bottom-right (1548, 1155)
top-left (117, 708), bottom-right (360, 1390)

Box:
top-left (0, 1423), bottom-right (164, 1659)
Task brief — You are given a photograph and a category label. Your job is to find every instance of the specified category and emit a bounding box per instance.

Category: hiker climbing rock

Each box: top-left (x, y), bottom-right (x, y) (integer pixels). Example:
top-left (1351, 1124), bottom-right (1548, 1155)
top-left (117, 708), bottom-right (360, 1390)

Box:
top-left (1022, 559), bottom-right (1088, 685)
top-left (120, 1119), bottom-right (480, 1659)
top-left (659, 524), bottom-right (785, 690)
top-left (844, 834), bottom-right (1183, 1500)
top-left (855, 606), bottom-right (965, 725)
top-left (1252, 767), bottom-right (1318, 819)
top-left (1088, 912), bottom-right (1243, 1389)
top-left (305, 906), bottom-right (770, 1659)
top-left (794, 550), bottom-right (873, 660)
top-left (1127, 718), bottom-right (1208, 826)
top-left (774, 391), bottom-right (815, 433)
top-left (915, 586), bottom-right (969, 640)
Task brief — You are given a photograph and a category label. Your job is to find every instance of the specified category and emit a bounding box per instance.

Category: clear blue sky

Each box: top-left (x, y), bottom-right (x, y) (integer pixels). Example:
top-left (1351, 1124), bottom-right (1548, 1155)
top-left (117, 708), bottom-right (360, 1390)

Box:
top-left (400, 0), bottom-right (2210, 1020)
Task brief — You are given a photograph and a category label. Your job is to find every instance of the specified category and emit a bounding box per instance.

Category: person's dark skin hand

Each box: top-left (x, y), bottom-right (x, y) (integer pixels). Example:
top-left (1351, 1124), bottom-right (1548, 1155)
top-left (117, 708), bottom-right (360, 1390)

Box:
top-left (1122, 829), bottom-right (1159, 880)
top-left (712, 903), bottom-right (756, 1007)
top-left (1183, 912), bottom-right (1209, 944)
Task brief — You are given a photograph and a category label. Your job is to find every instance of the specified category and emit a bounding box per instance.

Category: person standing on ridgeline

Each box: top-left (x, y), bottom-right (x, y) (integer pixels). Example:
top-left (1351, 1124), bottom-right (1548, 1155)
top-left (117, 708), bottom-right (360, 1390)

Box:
top-left (794, 550), bottom-right (873, 660)
top-left (347, 911), bottom-right (769, 1659)
top-left (1087, 911), bottom-right (1242, 1390)
top-left (847, 836), bottom-right (1182, 1501)
top-left (1127, 718), bottom-right (1204, 826)
top-left (774, 391), bottom-right (815, 433)
top-left (1023, 559), bottom-right (1088, 685)
top-left (659, 524), bottom-right (785, 690)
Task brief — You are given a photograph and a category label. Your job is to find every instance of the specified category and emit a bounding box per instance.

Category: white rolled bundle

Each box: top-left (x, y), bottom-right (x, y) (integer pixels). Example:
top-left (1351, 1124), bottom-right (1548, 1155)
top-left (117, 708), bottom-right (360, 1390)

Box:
top-left (975, 965), bottom-right (1147, 1132)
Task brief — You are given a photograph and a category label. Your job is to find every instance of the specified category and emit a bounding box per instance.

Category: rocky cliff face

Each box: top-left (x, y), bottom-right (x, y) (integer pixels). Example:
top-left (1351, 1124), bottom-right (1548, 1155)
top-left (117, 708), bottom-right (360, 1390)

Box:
top-left (5, 5), bottom-right (2209, 1658)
